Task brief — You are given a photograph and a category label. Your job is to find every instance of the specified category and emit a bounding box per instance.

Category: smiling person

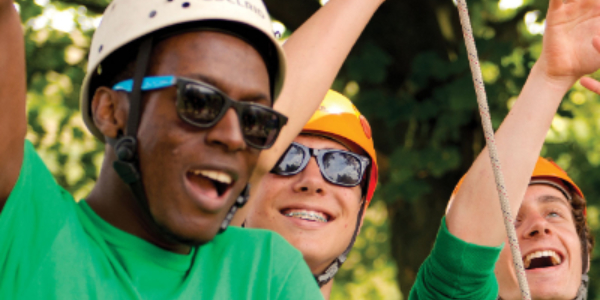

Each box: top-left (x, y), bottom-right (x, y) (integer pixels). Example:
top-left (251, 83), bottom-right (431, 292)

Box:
top-left (0, 0), bottom-right (380, 298)
top-left (446, 157), bottom-right (593, 299)
top-left (494, 158), bottom-right (593, 299)
top-left (241, 90), bottom-right (378, 299)
top-left (409, 0), bottom-right (600, 299)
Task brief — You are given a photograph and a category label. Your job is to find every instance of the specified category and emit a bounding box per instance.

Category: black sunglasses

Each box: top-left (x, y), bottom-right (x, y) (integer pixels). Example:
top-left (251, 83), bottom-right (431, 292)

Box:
top-left (271, 142), bottom-right (370, 187)
top-left (113, 76), bottom-right (288, 149)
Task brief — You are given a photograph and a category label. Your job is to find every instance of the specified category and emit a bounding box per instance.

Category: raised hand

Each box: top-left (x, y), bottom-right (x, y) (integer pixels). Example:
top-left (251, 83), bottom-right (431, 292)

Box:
top-left (538, 0), bottom-right (600, 84)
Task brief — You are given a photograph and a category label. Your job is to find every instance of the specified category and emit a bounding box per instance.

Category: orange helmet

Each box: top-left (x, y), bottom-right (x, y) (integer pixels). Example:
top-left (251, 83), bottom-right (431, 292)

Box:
top-left (302, 90), bottom-right (378, 204)
top-left (450, 157), bottom-right (584, 206)
top-left (531, 157), bottom-right (583, 198)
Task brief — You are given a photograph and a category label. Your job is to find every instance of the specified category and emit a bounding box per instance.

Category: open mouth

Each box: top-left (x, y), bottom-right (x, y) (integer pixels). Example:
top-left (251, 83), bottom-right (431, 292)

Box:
top-left (187, 169), bottom-right (234, 198)
top-left (523, 250), bottom-right (562, 270)
top-left (280, 208), bottom-right (331, 223)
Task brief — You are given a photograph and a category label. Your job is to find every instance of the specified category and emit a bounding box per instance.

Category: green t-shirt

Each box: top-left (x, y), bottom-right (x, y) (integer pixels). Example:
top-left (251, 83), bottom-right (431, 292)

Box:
top-left (0, 141), bottom-right (324, 300)
top-left (409, 217), bottom-right (502, 300)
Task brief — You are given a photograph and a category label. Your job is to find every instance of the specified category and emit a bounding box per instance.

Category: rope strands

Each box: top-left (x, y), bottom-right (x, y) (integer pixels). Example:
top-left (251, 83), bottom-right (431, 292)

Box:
top-left (454, 0), bottom-right (531, 299)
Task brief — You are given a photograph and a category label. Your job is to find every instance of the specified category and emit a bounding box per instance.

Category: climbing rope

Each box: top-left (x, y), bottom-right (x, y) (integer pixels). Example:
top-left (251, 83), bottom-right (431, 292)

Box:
top-left (455, 0), bottom-right (531, 299)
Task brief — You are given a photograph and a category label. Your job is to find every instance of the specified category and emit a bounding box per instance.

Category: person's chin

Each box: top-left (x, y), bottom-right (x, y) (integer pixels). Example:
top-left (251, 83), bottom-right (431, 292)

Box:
top-left (529, 283), bottom-right (577, 300)
top-left (155, 216), bottom-right (223, 247)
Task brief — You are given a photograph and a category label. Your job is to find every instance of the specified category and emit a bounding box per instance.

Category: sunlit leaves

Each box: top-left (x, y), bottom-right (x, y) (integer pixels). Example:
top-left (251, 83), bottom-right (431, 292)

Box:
top-left (21, 0), bottom-right (103, 200)
top-left (331, 201), bottom-right (402, 300)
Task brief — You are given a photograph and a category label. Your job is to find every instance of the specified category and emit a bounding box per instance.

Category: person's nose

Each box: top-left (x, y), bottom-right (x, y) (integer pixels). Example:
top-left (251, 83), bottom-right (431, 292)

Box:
top-left (205, 109), bottom-right (246, 152)
top-left (521, 213), bottom-right (552, 239)
top-left (291, 158), bottom-right (327, 196)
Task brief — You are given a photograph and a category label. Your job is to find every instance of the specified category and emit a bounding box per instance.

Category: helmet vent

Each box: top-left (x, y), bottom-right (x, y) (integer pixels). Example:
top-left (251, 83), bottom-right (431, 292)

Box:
top-left (98, 45), bottom-right (103, 53)
top-left (182, 2), bottom-right (190, 8)
top-left (149, 10), bottom-right (156, 18)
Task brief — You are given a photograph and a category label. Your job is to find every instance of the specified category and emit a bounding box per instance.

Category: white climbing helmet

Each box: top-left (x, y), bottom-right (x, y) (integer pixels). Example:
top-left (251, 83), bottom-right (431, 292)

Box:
top-left (80, 0), bottom-right (286, 140)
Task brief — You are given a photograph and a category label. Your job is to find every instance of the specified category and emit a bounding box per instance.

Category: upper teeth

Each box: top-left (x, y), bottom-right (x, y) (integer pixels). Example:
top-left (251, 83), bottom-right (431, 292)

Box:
top-left (193, 170), bottom-right (232, 185)
top-left (523, 250), bottom-right (562, 269)
top-left (285, 210), bottom-right (328, 223)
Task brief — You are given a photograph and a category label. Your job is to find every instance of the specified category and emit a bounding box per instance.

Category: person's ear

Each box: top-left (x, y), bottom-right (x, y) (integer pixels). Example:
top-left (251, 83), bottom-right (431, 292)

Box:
top-left (91, 87), bottom-right (129, 139)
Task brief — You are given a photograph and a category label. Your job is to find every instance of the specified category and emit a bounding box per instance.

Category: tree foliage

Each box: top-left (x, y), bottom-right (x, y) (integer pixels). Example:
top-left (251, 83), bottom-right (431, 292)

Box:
top-left (19, 0), bottom-right (600, 299)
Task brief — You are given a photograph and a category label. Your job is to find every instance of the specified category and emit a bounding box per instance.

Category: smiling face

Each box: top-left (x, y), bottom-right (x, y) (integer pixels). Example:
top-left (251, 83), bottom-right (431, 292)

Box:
top-left (245, 135), bottom-right (364, 273)
top-left (130, 31), bottom-right (270, 245)
top-left (495, 184), bottom-right (582, 300)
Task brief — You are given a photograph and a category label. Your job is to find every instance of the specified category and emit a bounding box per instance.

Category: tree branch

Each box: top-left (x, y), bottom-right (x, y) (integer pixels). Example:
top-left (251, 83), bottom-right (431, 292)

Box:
top-left (264, 0), bottom-right (320, 31)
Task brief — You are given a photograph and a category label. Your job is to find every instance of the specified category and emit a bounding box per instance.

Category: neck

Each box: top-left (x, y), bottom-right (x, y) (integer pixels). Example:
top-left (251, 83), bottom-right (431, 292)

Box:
top-left (320, 279), bottom-right (333, 300)
top-left (86, 148), bottom-right (191, 254)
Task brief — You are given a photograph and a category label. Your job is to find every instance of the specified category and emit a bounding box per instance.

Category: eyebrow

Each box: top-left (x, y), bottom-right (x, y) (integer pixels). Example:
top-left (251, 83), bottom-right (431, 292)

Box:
top-left (185, 73), bottom-right (271, 105)
top-left (537, 195), bottom-right (570, 208)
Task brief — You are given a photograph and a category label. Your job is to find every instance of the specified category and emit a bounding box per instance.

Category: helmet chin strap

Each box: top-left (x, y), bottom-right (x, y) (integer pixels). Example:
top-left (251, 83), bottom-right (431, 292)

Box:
top-left (574, 274), bottom-right (589, 300)
top-left (219, 185), bottom-right (250, 232)
top-left (314, 198), bottom-right (367, 287)
top-left (109, 36), bottom-right (157, 232)
top-left (576, 227), bottom-right (589, 300)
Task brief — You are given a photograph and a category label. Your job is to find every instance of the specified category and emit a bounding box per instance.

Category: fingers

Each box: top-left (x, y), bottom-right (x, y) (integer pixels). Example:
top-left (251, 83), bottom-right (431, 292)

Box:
top-left (580, 76), bottom-right (600, 95)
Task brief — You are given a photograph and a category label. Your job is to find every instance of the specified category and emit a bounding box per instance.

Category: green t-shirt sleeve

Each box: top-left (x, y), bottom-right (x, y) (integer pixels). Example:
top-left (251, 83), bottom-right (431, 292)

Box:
top-left (0, 140), bottom-right (76, 297)
top-left (409, 216), bottom-right (502, 300)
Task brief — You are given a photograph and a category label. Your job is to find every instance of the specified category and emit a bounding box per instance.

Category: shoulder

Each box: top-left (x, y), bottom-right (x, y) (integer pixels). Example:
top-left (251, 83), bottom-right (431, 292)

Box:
top-left (194, 227), bottom-right (322, 299)
top-left (206, 226), bottom-right (306, 270)
top-left (1, 140), bottom-right (76, 237)
top-left (409, 217), bottom-right (500, 300)
top-left (6, 140), bottom-right (73, 202)
top-left (216, 226), bottom-right (302, 255)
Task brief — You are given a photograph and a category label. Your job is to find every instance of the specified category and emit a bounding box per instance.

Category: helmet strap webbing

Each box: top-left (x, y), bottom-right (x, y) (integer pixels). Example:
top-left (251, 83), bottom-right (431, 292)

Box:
top-left (580, 228), bottom-right (588, 274)
top-left (315, 199), bottom-right (367, 287)
top-left (219, 184), bottom-right (251, 233)
top-left (575, 274), bottom-right (589, 300)
top-left (110, 36), bottom-right (163, 237)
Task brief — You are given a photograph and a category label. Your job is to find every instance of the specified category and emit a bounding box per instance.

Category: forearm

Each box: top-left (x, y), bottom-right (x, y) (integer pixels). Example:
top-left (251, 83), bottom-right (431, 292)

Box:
top-left (0, 1), bottom-right (26, 208)
top-left (446, 63), bottom-right (575, 246)
top-left (251, 0), bottom-right (383, 181)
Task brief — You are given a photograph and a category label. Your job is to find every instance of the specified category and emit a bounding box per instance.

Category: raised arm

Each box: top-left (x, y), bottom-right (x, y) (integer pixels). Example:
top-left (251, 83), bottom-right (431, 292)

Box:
top-left (0, 0), bottom-right (27, 212)
top-left (250, 0), bottom-right (384, 181)
top-left (447, 0), bottom-right (600, 246)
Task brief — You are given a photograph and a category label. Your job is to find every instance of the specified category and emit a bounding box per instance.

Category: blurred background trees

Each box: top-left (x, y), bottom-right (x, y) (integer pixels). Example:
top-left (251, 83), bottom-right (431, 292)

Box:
top-left (16, 0), bottom-right (600, 298)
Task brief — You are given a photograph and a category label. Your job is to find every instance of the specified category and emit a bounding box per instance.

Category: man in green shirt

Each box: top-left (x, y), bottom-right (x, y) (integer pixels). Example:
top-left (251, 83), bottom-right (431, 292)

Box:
top-left (0, 0), bottom-right (347, 298)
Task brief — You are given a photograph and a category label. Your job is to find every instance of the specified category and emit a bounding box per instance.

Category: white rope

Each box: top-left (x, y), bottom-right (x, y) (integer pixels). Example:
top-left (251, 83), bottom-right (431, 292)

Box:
top-left (454, 0), bottom-right (531, 299)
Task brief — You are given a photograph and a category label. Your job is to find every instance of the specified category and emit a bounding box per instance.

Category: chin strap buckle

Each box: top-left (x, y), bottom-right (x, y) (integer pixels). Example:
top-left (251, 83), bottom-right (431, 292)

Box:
top-left (112, 136), bottom-right (140, 184)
